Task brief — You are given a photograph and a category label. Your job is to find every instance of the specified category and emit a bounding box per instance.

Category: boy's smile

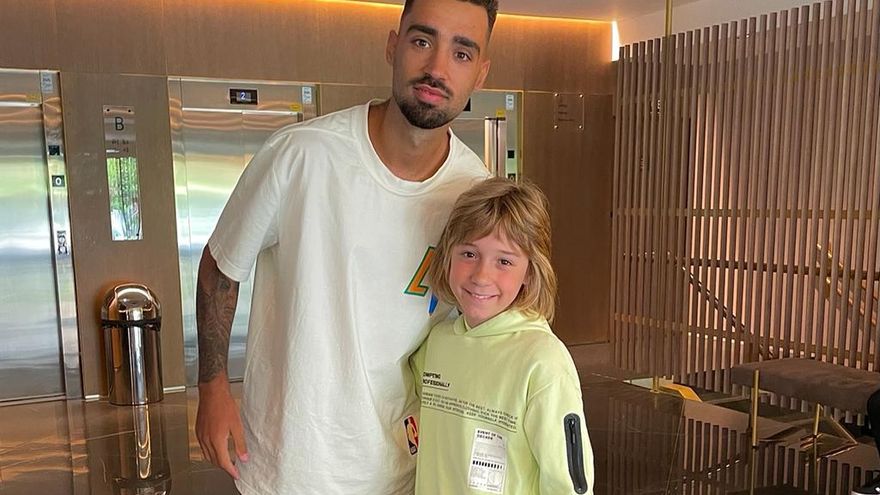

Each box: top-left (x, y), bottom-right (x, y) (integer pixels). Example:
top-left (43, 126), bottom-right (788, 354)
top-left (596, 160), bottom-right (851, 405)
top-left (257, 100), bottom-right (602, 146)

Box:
top-left (449, 230), bottom-right (529, 328)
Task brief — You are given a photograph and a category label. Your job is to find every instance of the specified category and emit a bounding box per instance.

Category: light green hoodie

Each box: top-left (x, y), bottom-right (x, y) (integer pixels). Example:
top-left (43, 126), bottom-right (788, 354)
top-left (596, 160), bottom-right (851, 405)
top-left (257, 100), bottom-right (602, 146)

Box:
top-left (410, 309), bottom-right (594, 495)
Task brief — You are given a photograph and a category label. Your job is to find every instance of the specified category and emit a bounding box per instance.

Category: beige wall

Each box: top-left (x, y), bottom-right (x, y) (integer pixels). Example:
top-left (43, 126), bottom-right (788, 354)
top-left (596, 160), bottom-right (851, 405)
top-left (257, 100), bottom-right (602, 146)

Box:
top-left (1, 0), bottom-right (614, 396)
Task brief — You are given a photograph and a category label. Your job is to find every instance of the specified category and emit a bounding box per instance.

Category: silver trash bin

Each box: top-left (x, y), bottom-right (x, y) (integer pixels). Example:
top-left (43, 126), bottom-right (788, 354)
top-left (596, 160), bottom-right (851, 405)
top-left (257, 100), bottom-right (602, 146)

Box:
top-left (101, 284), bottom-right (164, 405)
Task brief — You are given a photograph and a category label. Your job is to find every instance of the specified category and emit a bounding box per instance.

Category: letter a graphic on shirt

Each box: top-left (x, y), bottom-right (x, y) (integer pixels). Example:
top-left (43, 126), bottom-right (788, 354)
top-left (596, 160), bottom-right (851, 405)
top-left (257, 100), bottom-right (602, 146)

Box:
top-left (404, 247), bottom-right (435, 297)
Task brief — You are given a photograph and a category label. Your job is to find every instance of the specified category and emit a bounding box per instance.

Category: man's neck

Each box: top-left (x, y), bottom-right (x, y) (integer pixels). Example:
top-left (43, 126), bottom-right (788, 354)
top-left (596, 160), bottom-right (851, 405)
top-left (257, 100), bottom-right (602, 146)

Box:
top-left (367, 100), bottom-right (451, 182)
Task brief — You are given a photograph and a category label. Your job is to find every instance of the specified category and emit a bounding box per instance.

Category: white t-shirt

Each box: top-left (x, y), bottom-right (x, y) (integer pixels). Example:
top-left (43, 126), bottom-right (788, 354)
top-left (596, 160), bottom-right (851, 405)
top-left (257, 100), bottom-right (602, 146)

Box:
top-left (208, 101), bottom-right (488, 495)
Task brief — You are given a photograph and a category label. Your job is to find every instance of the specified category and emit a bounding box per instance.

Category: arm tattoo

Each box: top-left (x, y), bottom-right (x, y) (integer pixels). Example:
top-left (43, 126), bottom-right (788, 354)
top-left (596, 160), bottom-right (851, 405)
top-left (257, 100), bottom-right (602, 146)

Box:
top-left (196, 253), bottom-right (240, 383)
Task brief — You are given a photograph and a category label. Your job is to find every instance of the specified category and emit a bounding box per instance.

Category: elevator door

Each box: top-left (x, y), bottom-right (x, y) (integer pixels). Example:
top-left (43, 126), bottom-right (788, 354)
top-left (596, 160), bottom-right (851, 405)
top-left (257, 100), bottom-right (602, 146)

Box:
top-left (450, 90), bottom-right (521, 178)
top-left (0, 73), bottom-right (66, 401)
top-left (170, 79), bottom-right (315, 385)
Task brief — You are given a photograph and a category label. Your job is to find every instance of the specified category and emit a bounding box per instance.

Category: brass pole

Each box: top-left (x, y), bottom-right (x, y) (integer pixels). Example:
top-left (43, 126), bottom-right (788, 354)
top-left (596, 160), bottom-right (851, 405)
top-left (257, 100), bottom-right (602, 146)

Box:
top-left (658, 2), bottom-right (674, 386)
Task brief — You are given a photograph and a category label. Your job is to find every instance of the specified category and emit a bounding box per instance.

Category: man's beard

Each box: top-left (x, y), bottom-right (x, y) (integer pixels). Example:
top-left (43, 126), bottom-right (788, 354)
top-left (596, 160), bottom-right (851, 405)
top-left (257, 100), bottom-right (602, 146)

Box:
top-left (394, 76), bottom-right (458, 130)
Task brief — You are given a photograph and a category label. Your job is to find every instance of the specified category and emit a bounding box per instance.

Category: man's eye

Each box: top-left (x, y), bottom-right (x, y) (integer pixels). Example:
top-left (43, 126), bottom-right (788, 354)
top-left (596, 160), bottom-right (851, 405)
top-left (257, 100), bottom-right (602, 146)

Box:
top-left (455, 51), bottom-right (472, 61)
top-left (414, 39), bottom-right (430, 48)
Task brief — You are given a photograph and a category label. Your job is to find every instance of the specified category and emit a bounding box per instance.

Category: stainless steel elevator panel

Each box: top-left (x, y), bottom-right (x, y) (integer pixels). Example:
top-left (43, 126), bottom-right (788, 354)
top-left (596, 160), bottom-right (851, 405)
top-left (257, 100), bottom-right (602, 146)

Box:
top-left (170, 78), bottom-right (315, 385)
top-left (451, 90), bottom-right (522, 178)
top-left (0, 69), bottom-right (77, 401)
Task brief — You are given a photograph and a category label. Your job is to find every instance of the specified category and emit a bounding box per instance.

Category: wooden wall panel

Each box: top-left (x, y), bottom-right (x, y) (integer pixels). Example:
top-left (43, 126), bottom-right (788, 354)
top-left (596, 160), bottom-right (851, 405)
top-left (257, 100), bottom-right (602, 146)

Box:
top-left (577, 95), bottom-right (614, 344)
top-left (523, 20), bottom-right (576, 90)
top-left (0, 0), bottom-right (58, 69)
top-left (163, 0), bottom-right (325, 82)
top-left (524, 92), bottom-right (613, 345)
top-left (55, 0), bottom-right (166, 75)
top-left (163, 0), bottom-right (398, 85)
top-left (320, 84), bottom-right (391, 115)
top-left (590, 28), bottom-right (618, 95)
top-left (482, 16), bottom-right (527, 90)
top-left (313, 2), bottom-right (399, 86)
top-left (61, 73), bottom-right (185, 397)
top-left (490, 17), bottom-right (611, 93)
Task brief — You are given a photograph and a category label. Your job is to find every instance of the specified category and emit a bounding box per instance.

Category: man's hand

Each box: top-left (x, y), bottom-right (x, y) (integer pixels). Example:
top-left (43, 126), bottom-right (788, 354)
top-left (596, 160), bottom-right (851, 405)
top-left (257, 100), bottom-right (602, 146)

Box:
top-left (196, 375), bottom-right (249, 479)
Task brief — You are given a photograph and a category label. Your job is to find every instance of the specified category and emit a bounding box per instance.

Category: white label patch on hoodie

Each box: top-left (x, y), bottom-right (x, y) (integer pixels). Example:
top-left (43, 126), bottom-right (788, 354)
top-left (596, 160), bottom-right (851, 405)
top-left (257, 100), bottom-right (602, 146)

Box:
top-left (468, 428), bottom-right (507, 493)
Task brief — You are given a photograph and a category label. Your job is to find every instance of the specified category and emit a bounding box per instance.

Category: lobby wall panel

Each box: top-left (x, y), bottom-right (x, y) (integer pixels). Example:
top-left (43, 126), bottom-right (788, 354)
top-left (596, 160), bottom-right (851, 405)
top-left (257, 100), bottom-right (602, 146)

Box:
top-left (522, 22), bottom-right (585, 92)
top-left (0, 0), bottom-right (58, 69)
top-left (320, 84), bottom-right (391, 115)
top-left (523, 92), bottom-right (614, 345)
top-left (579, 95), bottom-right (615, 344)
top-left (162, 0), bottom-right (406, 86)
top-left (55, 0), bottom-right (166, 75)
top-left (519, 18), bottom-right (611, 94)
top-left (162, 0), bottom-right (324, 82)
top-left (590, 29), bottom-right (618, 95)
top-left (61, 73), bottom-right (185, 397)
top-left (482, 18), bottom-right (527, 90)
top-left (487, 17), bottom-right (613, 94)
top-left (313, 2), bottom-right (398, 87)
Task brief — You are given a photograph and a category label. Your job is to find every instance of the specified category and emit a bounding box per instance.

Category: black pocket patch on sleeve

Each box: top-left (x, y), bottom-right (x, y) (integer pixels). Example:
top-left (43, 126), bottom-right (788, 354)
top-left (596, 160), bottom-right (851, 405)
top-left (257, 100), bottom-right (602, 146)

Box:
top-left (564, 413), bottom-right (588, 494)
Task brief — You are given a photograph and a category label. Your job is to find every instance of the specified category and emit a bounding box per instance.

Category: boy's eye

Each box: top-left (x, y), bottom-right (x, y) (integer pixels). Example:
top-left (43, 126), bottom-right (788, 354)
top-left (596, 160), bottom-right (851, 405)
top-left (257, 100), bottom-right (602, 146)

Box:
top-left (499, 259), bottom-right (512, 266)
top-left (463, 251), bottom-right (476, 258)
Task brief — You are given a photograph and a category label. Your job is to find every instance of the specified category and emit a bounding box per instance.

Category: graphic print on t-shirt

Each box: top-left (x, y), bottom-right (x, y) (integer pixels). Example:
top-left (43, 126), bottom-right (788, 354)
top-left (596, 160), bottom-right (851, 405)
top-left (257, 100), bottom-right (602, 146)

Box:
top-left (404, 246), bottom-right (435, 297)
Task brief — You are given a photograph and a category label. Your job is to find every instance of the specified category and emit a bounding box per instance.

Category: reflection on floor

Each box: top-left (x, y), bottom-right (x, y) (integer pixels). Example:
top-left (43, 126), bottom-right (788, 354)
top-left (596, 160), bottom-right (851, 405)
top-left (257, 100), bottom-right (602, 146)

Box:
top-left (0, 386), bottom-right (236, 494)
top-left (0, 376), bottom-right (877, 494)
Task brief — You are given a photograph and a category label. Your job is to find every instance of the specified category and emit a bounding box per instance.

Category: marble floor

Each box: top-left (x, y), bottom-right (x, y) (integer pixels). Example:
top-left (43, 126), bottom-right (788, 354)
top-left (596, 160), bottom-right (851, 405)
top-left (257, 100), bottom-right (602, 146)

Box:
top-left (0, 374), bottom-right (877, 494)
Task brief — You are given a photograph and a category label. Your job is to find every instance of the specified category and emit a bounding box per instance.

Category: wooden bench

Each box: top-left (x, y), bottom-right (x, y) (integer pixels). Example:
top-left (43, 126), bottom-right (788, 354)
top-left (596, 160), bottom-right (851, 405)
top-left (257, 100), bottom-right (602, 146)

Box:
top-left (730, 358), bottom-right (880, 448)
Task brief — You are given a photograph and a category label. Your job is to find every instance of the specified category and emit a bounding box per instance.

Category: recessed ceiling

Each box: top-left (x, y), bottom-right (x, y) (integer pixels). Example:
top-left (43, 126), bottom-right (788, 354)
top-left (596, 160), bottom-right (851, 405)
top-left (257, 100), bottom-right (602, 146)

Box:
top-left (352, 0), bottom-right (702, 22)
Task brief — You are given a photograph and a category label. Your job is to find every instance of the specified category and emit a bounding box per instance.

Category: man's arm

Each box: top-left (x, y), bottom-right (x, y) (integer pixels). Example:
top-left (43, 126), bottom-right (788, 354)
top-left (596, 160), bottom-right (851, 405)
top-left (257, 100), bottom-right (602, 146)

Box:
top-left (195, 246), bottom-right (248, 479)
top-left (196, 246), bottom-right (239, 383)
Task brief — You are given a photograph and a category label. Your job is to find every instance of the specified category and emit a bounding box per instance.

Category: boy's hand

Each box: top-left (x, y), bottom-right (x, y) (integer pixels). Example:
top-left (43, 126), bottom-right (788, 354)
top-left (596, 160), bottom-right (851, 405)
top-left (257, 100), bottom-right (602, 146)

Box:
top-left (196, 375), bottom-right (249, 479)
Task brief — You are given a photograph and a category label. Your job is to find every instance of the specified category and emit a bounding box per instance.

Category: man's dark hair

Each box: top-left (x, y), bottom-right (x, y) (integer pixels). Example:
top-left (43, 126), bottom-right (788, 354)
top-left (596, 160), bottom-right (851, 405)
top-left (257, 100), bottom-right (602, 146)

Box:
top-left (402, 0), bottom-right (499, 34)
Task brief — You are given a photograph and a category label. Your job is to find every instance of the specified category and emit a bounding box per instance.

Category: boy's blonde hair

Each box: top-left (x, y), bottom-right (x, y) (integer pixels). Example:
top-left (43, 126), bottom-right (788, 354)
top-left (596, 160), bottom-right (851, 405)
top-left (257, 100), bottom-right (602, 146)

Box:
top-left (428, 177), bottom-right (557, 322)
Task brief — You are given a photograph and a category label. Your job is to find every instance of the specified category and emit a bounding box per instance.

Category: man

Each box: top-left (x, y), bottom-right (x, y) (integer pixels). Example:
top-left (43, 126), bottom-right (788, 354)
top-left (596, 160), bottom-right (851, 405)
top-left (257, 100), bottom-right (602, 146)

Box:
top-left (195, 0), bottom-right (498, 493)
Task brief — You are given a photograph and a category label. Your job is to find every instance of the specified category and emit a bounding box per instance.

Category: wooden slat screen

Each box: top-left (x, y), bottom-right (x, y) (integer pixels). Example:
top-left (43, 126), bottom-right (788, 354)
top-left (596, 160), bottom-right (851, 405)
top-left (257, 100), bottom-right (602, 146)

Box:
top-left (612, 0), bottom-right (880, 393)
